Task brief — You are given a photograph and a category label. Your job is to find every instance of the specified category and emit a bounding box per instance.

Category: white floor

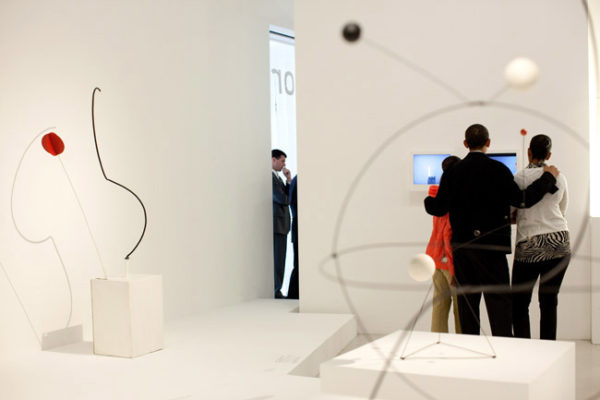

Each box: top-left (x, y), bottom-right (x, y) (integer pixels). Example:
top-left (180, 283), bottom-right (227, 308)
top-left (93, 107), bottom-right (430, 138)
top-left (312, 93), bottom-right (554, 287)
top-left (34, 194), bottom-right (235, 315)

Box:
top-left (0, 299), bottom-right (357, 400)
top-left (0, 299), bottom-right (598, 400)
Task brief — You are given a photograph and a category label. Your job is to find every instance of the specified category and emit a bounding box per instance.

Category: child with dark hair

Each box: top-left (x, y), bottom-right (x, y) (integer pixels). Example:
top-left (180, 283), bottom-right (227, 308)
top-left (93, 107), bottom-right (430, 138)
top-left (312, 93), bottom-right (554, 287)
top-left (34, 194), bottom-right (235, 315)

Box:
top-left (512, 134), bottom-right (570, 340)
top-left (427, 155), bottom-right (461, 333)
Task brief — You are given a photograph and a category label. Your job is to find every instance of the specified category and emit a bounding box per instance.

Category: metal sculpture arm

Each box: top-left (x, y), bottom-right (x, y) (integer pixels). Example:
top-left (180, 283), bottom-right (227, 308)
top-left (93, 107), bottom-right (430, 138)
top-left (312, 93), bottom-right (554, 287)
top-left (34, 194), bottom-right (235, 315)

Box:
top-left (91, 87), bottom-right (148, 260)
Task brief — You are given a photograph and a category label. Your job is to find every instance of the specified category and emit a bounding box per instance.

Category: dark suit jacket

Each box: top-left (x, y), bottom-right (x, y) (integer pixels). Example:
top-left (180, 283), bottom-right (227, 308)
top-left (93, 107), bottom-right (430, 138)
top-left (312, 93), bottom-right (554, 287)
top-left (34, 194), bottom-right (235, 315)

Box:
top-left (290, 176), bottom-right (298, 243)
top-left (424, 152), bottom-right (557, 253)
top-left (272, 172), bottom-right (291, 235)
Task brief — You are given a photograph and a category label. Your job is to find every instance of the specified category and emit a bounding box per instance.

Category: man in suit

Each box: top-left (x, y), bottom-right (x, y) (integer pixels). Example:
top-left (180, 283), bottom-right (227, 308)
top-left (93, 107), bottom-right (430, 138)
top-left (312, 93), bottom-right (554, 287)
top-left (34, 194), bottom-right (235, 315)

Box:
top-left (424, 124), bottom-right (559, 336)
top-left (272, 149), bottom-right (292, 299)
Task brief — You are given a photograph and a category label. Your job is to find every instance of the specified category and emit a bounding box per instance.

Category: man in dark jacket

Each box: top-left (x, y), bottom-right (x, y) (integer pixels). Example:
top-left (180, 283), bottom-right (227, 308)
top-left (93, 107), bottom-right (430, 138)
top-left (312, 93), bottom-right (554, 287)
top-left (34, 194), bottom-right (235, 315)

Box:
top-left (424, 124), bottom-right (559, 336)
top-left (272, 149), bottom-right (291, 298)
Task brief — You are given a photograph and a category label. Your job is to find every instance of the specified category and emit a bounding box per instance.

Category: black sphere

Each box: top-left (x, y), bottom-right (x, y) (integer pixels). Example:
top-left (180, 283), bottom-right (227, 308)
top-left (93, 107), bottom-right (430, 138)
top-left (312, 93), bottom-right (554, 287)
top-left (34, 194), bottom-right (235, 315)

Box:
top-left (342, 23), bottom-right (361, 42)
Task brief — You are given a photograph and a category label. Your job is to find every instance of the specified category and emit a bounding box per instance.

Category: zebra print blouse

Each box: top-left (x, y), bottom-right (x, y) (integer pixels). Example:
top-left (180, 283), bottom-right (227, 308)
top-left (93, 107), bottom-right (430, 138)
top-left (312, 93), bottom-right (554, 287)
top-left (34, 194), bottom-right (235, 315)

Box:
top-left (514, 230), bottom-right (571, 263)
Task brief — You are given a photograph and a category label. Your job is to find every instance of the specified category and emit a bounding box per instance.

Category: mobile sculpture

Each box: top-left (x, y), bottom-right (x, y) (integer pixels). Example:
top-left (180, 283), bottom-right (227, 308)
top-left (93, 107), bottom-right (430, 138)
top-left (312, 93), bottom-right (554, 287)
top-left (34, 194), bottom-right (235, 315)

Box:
top-left (318, 8), bottom-right (600, 399)
top-left (4, 86), bottom-right (150, 345)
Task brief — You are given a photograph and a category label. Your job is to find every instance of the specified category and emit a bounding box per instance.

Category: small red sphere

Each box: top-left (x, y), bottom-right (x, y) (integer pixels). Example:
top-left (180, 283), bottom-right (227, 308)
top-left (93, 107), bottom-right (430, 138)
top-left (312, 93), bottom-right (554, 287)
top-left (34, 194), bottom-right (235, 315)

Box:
top-left (520, 129), bottom-right (527, 136)
top-left (41, 132), bottom-right (65, 156)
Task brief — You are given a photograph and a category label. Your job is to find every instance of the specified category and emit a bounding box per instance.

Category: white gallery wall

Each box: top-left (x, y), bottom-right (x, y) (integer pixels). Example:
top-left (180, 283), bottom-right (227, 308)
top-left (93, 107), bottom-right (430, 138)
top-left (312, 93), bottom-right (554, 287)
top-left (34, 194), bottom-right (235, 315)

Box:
top-left (296, 0), bottom-right (592, 338)
top-left (0, 0), bottom-right (293, 360)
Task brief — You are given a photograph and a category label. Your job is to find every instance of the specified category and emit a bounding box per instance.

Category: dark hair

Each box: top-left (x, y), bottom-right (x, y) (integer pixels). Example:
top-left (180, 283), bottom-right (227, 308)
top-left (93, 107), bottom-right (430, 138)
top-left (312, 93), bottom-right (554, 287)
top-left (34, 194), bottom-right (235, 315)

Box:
top-left (529, 134), bottom-right (552, 160)
top-left (272, 149), bottom-right (287, 159)
top-left (442, 155), bottom-right (461, 172)
top-left (464, 124), bottom-right (489, 149)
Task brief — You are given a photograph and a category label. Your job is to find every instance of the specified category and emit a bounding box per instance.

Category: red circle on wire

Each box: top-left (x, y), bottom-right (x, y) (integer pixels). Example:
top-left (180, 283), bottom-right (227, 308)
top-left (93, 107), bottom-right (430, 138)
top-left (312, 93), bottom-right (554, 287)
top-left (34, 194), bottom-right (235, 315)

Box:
top-left (41, 132), bottom-right (65, 156)
top-left (520, 129), bottom-right (527, 136)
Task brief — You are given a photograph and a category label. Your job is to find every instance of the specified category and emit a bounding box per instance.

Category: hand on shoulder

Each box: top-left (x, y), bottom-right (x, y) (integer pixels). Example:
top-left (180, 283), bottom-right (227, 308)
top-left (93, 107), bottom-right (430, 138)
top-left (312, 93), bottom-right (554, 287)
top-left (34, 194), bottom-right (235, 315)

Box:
top-left (543, 165), bottom-right (559, 178)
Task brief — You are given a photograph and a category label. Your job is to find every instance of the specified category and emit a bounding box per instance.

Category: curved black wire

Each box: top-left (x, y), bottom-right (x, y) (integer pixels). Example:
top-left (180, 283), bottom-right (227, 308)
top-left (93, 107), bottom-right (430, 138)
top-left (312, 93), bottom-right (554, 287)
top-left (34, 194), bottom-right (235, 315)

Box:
top-left (91, 87), bottom-right (148, 260)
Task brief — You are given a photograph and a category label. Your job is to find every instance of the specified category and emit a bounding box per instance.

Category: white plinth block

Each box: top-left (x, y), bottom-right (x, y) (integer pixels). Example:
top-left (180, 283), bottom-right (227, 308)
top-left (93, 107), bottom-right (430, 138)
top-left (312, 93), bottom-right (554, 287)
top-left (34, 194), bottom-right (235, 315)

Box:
top-left (321, 330), bottom-right (575, 400)
top-left (91, 274), bottom-right (164, 358)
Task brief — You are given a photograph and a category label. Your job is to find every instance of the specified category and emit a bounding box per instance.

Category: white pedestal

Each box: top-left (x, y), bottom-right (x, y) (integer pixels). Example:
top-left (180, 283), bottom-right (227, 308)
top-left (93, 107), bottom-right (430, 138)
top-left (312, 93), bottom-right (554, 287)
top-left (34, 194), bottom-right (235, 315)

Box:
top-left (320, 330), bottom-right (575, 400)
top-left (91, 274), bottom-right (164, 358)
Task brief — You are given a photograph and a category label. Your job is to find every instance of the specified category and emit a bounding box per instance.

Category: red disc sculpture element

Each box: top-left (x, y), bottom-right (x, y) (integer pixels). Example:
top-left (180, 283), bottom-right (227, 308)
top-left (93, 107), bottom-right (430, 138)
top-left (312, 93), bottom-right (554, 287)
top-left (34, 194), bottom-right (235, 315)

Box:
top-left (520, 128), bottom-right (527, 136)
top-left (41, 132), bottom-right (65, 156)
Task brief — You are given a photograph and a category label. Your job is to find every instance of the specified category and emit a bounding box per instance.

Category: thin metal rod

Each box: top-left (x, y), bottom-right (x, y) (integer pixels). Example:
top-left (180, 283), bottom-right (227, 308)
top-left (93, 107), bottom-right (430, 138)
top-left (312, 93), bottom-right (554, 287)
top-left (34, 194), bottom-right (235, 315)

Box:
top-left (58, 156), bottom-right (107, 279)
top-left (400, 283), bottom-right (433, 358)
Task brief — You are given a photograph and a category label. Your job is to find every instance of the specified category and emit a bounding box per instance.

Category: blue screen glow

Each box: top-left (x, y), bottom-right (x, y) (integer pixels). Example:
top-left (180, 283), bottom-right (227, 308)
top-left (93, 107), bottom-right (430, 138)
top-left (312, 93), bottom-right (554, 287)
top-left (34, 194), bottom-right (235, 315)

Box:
top-left (413, 154), bottom-right (451, 185)
top-left (488, 153), bottom-right (518, 175)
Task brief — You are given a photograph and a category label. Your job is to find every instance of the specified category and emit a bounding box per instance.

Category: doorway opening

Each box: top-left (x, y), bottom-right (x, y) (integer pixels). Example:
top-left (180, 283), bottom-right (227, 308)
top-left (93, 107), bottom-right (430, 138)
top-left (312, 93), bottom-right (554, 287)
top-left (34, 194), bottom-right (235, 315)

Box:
top-left (269, 25), bottom-right (296, 297)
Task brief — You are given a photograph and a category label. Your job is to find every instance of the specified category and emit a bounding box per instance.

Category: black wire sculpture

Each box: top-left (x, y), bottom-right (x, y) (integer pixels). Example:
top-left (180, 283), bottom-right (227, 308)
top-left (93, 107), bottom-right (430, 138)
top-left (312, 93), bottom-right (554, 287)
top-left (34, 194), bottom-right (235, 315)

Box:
top-left (91, 87), bottom-right (148, 260)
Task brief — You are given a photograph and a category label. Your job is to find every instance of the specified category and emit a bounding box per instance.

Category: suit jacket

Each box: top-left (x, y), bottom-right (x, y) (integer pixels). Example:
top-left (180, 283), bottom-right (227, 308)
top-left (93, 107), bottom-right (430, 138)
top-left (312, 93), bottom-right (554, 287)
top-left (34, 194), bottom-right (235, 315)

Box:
top-left (290, 176), bottom-right (298, 243)
top-left (424, 152), bottom-right (557, 253)
top-left (272, 172), bottom-right (291, 235)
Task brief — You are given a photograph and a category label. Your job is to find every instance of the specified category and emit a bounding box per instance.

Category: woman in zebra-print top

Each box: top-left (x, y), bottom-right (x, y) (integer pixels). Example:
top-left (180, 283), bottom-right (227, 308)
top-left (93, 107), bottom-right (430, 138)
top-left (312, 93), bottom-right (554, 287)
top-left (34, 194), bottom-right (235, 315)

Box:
top-left (512, 134), bottom-right (570, 340)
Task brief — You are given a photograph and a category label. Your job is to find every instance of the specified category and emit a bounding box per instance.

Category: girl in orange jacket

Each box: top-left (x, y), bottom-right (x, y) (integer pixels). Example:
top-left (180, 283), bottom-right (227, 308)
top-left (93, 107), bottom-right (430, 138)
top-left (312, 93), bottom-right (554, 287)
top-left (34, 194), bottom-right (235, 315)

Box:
top-left (426, 156), bottom-right (461, 333)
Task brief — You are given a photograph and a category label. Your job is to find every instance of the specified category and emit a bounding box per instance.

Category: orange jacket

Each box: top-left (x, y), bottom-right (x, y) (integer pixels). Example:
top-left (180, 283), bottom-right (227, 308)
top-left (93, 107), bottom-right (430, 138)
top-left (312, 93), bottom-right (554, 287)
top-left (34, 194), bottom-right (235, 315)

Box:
top-left (425, 185), bottom-right (454, 276)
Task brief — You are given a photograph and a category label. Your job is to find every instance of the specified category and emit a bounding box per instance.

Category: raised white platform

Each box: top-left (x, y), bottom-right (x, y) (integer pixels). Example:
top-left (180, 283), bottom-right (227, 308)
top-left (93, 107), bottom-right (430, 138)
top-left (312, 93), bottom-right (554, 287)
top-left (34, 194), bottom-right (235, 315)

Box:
top-left (321, 330), bottom-right (575, 400)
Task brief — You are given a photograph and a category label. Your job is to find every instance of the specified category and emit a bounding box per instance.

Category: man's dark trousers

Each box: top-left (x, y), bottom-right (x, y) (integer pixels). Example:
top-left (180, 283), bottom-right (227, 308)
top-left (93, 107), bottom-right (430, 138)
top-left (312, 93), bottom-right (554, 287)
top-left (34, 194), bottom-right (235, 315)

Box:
top-left (453, 248), bottom-right (513, 337)
top-left (273, 233), bottom-right (287, 295)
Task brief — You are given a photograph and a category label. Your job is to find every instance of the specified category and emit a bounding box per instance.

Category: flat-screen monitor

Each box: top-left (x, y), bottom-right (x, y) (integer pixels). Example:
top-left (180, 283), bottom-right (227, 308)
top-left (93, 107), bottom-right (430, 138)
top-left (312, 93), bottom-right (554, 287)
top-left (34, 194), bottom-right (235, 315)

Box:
top-left (488, 152), bottom-right (518, 175)
top-left (412, 154), bottom-right (451, 185)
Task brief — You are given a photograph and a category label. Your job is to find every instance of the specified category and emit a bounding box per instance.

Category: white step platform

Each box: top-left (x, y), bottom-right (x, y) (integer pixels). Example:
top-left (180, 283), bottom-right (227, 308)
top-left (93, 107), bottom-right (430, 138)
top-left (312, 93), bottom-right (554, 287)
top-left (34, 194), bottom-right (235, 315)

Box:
top-left (320, 329), bottom-right (575, 400)
top-left (0, 299), bottom-right (357, 400)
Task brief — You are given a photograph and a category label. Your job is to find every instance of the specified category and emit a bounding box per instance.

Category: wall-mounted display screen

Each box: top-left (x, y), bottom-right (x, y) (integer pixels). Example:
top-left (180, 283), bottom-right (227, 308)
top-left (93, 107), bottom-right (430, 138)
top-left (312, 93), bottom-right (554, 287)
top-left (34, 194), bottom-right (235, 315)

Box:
top-left (488, 152), bottom-right (518, 175)
top-left (412, 154), bottom-right (451, 185)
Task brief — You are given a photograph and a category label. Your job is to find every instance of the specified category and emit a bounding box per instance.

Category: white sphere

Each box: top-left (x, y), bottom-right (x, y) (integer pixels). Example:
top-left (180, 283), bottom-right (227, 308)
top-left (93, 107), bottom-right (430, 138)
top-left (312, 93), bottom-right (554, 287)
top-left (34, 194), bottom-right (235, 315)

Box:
top-left (504, 57), bottom-right (540, 89)
top-left (408, 253), bottom-right (435, 282)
